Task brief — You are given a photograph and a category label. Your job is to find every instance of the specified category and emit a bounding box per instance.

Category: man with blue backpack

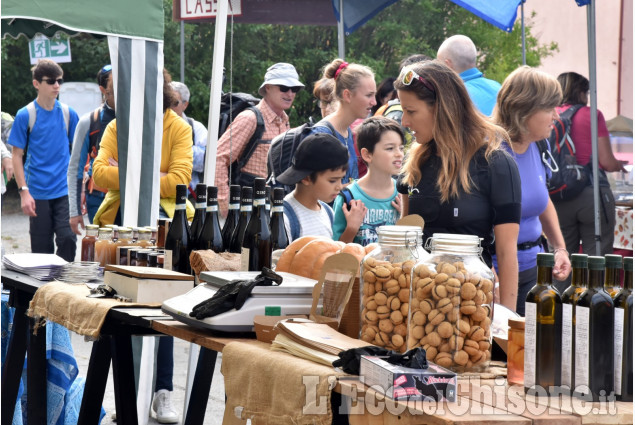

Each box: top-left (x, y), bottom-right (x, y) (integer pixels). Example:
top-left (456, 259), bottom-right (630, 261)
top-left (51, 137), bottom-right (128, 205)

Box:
top-left (9, 59), bottom-right (79, 262)
top-left (67, 64), bottom-right (115, 232)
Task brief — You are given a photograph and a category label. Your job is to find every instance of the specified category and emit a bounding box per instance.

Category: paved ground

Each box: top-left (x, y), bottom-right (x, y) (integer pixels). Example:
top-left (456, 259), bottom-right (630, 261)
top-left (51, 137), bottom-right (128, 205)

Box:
top-left (1, 188), bottom-right (226, 424)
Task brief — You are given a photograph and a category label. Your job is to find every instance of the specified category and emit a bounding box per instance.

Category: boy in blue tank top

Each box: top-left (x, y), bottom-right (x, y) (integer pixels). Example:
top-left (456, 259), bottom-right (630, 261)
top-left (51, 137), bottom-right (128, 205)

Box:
top-left (333, 116), bottom-right (404, 245)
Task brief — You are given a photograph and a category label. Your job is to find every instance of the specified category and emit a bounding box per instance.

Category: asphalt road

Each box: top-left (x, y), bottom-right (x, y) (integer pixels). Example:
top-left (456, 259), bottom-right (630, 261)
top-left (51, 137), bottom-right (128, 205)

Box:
top-left (1, 190), bottom-right (226, 424)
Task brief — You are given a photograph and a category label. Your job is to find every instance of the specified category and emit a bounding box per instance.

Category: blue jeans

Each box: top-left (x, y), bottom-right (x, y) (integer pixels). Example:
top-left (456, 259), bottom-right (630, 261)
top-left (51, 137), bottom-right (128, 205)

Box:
top-left (86, 191), bottom-right (106, 224)
top-left (30, 196), bottom-right (77, 262)
top-left (155, 337), bottom-right (174, 392)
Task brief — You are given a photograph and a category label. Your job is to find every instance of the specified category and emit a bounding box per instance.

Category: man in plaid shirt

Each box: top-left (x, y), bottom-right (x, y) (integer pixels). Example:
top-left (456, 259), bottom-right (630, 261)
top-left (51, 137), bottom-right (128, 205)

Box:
top-left (215, 63), bottom-right (304, 215)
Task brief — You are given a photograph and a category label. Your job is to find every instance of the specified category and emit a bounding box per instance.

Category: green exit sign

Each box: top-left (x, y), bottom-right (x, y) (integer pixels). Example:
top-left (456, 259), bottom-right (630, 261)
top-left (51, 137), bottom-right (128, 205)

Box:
top-left (29, 34), bottom-right (71, 64)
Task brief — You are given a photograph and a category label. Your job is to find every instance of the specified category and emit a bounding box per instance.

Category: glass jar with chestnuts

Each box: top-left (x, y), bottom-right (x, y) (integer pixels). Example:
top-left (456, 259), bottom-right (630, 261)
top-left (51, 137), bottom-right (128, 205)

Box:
top-left (360, 225), bottom-right (429, 353)
top-left (409, 233), bottom-right (494, 372)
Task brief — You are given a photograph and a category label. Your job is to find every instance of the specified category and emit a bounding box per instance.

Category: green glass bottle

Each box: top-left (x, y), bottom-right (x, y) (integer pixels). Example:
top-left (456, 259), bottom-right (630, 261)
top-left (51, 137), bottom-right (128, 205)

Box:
top-left (574, 256), bottom-right (614, 401)
top-left (525, 253), bottom-right (562, 392)
top-left (604, 254), bottom-right (623, 298)
top-left (614, 257), bottom-right (632, 402)
top-left (561, 254), bottom-right (588, 391)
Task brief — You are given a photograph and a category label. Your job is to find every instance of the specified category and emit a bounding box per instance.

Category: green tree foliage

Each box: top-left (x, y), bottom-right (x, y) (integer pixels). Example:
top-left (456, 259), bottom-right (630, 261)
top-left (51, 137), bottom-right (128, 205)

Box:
top-left (1, 0), bottom-right (556, 126)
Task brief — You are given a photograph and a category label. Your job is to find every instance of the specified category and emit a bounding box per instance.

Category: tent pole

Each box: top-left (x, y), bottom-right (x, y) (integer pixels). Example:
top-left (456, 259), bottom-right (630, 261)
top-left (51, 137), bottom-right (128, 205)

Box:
top-left (521, 1), bottom-right (526, 65)
top-left (204, 0), bottom-right (229, 185)
top-left (180, 20), bottom-right (185, 82)
top-left (338, 0), bottom-right (345, 59)
top-left (587, 0), bottom-right (601, 255)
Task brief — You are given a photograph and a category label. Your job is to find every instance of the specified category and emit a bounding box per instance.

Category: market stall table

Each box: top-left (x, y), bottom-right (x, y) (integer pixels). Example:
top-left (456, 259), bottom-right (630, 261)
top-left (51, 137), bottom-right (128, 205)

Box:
top-left (153, 320), bottom-right (633, 424)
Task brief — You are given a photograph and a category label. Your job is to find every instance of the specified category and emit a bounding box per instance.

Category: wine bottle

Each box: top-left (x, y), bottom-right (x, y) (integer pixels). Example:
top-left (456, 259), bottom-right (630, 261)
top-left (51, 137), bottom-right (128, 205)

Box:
top-left (270, 187), bottom-right (289, 251)
top-left (265, 185), bottom-right (272, 225)
top-left (604, 254), bottom-right (623, 298)
top-left (241, 178), bottom-right (272, 271)
top-left (524, 253), bottom-right (562, 392)
top-left (198, 186), bottom-right (224, 253)
top-left (190, 183), bottom-right (207, 245)
top-left (614, 257), bottom-right (633, 401)
top-left (164, 184), bottom-right (192, 274)
top-left (229, 186), bottom-right (253, 254)
top-left (561, 253), bottom-right (588, 392)
top-left (222, 185), bottom-right (241, 250)
top-left (574, 256), bottom-right (614, 401)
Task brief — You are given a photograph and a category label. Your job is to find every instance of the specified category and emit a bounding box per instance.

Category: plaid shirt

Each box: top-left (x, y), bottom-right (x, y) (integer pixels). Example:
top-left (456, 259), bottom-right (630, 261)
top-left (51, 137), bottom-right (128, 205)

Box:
top-left (215, 99), bottom-right (289, 215)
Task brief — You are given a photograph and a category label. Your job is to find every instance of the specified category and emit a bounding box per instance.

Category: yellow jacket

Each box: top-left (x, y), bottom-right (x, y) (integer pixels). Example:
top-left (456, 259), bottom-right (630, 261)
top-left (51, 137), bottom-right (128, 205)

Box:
top-left (92, 109), bottom-right (194, 225)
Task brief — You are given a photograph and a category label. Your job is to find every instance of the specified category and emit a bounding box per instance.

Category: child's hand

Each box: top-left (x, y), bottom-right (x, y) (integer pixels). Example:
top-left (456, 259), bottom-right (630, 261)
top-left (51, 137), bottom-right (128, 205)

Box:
top-left (343, 199), bottom-right (367, 230)
top-left (391, 195), bottom-right (402, 218)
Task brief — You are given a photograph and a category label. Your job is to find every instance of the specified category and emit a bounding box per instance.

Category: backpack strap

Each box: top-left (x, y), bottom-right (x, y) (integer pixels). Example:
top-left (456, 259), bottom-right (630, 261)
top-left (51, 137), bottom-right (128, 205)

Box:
top-left (185, 116), bottom-right (196, 145)
top-left (338, 187), bottom-right (355, 207)
top-left (234, 106), bottom-right (267, 171)
top-left (535, 139), bottom-right (556, 186)
top-left (26, 101), bottom-right (36, 133)
top-left (61, 102), bottom-right (70, 136)
top-left (283, 199), bottom-right (301, 241)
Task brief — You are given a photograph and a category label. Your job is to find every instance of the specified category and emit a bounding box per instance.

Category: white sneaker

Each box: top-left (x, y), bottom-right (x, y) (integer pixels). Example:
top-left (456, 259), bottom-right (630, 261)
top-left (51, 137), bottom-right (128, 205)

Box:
top-left (152, 389), bottom-right (179, 424)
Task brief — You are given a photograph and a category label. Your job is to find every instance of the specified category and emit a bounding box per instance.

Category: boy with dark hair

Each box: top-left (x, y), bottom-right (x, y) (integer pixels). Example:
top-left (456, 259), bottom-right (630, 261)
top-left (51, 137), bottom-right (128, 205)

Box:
top-left (68, 64), bottom-right (116, 231)
top-left (276, 133), bottom-right (350, 242)
top-left (333, 116), bottom-right (404, 245)
top-left (9, 59), bottom-right (79, 262)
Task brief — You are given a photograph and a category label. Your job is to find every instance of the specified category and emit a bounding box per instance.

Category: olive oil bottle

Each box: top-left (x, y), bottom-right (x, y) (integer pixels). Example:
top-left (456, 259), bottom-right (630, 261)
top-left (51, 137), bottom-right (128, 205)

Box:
top-left (604, 254), bottom-right (623, 298)
top-left (613, 257), bottom-right (632, 401)
top-left (525, 253), bottom-right (562, 392)
top-left (574, 256), bottom-right (614, 401)
top-left (561, 254), bottom-right (588, 391)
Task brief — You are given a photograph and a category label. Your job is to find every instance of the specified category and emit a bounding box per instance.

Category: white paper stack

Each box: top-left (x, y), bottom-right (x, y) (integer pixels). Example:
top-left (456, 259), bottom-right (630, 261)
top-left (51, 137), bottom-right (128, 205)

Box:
top-left (2, 253), bottom-right (68, 280)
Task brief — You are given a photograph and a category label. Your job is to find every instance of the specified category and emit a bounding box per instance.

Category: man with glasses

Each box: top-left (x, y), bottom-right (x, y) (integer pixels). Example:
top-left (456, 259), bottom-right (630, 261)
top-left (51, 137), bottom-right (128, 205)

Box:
top-left (169, 81), bottom-right (208, 196)
top-left (9, 59), bottom-right (79, 262)
top-left (214, 62), bottom-right (304, 215)
top-left (67, 64), bottom-right (116, 232)
top-left (437, 35), bottom-right (501, 116)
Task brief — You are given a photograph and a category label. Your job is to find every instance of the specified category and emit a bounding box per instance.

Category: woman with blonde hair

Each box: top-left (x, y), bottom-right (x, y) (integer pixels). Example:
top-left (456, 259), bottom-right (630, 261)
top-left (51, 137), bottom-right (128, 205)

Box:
top-left (309, 59), bottom-right (377, 183)
top-left (493, 66), bottom-right (571, 314)
top-left (395, 60), bottom-right (522, 312)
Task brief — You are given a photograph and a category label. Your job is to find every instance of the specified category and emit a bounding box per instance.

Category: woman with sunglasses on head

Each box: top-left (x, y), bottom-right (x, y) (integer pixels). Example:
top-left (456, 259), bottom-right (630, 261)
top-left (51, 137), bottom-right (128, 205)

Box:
top-left (493, 67), bottom-right (571, 315)
top-left (395, 60), bottom-right (522, 312)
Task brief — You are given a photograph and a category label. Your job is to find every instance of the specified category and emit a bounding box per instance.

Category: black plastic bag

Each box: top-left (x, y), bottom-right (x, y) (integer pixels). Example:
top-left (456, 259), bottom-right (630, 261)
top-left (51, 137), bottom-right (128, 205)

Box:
top-left (190, 268), bottom-right (282, 320)
top-left (332, 346), bottom-right (428, 375)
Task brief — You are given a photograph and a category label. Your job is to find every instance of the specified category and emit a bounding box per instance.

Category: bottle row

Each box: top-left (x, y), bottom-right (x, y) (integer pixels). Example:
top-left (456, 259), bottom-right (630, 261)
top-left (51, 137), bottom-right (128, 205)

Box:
top-left (523, 253), bottom-right (632, 402)
top-left (165, 180), bottom-right (290, 276)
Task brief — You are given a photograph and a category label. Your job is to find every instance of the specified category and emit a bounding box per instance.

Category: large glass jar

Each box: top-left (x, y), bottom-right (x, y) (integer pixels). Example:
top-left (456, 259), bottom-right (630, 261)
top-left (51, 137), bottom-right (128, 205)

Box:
top-left (360, 225), bottom-right (429, 353)
top-left (409, 233), bottom-right (494, 372)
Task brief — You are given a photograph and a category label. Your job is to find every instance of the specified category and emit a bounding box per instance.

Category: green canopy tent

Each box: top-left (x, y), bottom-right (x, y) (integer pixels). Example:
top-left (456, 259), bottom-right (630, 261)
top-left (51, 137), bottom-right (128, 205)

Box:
top-left (2, 0), bottom-right (165, 228)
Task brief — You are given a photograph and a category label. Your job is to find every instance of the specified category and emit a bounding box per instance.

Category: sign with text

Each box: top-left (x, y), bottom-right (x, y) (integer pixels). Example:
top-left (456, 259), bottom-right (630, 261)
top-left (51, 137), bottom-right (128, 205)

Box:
top-left (28, 34), bottom-right (71, 64)
top-left (179, 0), bottom-right (242, 20)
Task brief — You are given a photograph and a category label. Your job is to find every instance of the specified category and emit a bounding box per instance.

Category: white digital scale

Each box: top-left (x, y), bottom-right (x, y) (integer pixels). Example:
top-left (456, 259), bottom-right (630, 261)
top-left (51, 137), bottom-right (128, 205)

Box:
top-left (161, 271), bottom-right (320, 332)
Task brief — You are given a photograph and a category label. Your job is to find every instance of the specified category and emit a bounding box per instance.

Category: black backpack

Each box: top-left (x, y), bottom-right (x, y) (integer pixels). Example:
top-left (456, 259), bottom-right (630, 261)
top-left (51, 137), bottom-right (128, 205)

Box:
top-left (218, 92), bottom-right (260, 137)
top-left (537, 104), bottom-right (587, 202)
top-left (267, 119), bottom-right (336, 194)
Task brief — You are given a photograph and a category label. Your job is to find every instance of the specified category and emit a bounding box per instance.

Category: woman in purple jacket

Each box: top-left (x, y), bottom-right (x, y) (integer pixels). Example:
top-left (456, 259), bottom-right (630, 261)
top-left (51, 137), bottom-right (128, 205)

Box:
top-left (493, 66), bottom-right (571, 315)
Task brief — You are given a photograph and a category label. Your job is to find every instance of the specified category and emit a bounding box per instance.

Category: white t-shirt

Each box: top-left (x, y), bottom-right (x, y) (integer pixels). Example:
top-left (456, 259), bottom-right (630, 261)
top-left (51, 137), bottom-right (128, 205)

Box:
top-left (283, 192), bottom-right (333, 242)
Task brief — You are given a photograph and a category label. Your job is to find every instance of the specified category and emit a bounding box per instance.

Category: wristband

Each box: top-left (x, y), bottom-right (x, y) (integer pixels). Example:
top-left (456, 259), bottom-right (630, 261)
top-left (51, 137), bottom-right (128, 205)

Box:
top-left (553, 248), bottom-right (569, 256)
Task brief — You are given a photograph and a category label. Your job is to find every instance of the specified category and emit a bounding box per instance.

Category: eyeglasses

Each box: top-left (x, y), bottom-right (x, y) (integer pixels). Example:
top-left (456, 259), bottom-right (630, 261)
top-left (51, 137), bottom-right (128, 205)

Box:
top-left (41, 78), bottom-right (64, 86)
top-left (277, 85), bottom-right (301, 93)
top-left (401, 69), bottom-right (435, 96)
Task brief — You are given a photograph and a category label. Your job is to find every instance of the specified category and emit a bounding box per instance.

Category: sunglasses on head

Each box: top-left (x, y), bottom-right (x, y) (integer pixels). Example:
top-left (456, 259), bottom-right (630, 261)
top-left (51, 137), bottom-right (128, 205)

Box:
top-left (41, 78), bottom-right (64, 86)
top-left (401, 69), bottom-right (435, 96)
top-left (101, 64), bottom-right (112, 74)
top-left (277, 85), bottom-right (301, 93)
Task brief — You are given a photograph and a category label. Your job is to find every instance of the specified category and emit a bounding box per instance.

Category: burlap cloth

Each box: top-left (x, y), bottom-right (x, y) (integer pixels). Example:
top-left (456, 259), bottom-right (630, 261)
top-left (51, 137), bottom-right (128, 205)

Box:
top-left (221, 340), bottom-right (346, 425)
top-left (26, 281), bottom-right (157, 338)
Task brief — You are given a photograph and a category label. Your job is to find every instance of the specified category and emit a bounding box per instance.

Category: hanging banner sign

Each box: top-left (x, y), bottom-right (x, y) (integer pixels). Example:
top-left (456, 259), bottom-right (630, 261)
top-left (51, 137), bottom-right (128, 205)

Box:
top-left (179, 0), bottom-right (242, 20)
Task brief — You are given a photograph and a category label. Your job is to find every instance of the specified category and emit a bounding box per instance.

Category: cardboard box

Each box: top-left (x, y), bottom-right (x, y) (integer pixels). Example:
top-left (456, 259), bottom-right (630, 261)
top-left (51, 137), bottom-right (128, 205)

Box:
top-left (104, 265), bottom-right (194, 303)
top-left (360, 356), bottom-right (457, 402)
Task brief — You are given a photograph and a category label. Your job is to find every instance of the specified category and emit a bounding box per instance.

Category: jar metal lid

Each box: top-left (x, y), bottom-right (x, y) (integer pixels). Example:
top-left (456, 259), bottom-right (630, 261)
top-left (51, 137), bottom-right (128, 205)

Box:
top-left (377, 225), bottom-right (423, 245)
top-left (426, 233), bottom-right (482, 254)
